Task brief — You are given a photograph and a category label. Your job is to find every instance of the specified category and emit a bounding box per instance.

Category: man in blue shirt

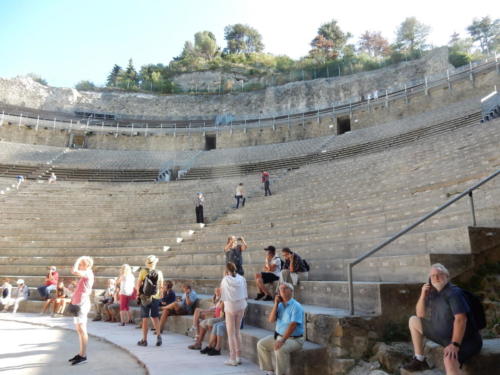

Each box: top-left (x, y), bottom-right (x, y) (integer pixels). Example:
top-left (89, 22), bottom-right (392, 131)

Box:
top-left (257, 283), bottom-right (305, 375)
top-left (158, 284), bottom-right (198, 334)
top-left (403, 263), bottom-right (482, 374)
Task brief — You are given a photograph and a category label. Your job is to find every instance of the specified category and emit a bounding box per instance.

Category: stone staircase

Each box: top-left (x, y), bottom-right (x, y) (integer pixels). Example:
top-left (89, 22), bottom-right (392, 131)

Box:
top-left (0, 118), bottom-right (499, 374)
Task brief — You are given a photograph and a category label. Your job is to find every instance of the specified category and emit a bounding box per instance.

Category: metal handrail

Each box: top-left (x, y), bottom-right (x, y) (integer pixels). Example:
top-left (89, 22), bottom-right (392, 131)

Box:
top-left (347, 168), bottom-right (500, 315)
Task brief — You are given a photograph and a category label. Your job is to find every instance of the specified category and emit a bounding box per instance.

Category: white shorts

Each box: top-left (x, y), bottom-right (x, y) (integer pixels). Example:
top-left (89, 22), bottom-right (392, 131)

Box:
top-left (73, 300), bottom-right (91, 325)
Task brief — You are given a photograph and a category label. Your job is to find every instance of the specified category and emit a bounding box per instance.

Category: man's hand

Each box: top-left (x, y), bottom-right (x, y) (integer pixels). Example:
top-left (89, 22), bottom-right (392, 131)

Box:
top-left (421, 283), bottom-right (431, 298)
top-left (274, 339), bottom-right (284, 351)
top-left (444, 343), bottom-right (460, 361)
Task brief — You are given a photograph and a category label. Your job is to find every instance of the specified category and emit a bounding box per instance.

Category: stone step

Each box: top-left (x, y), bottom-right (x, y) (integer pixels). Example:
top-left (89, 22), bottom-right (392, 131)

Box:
top-left (399, 339), bottom-right (500, 375)
top-left (9, 300), bottom-right (327, 375)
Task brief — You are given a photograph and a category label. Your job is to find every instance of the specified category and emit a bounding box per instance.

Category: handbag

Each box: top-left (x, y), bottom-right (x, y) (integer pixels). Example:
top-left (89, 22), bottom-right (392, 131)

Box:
top-left (68, 303), bottom-right (81, 317)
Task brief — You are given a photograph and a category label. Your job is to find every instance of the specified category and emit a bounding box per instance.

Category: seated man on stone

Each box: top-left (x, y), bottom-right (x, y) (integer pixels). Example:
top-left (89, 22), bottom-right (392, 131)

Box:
top-left (158, 284), bottom-right (198, 334)
top-left (254, 246), bottom-right (281, 301)
top-left (37, 266), bottom-right (59, 300)
top-left (93, 278), bottom-right (116, 321)
top-left (402, 263), bottom-right (482, 374)
top-left (279, 248), bottom-right (308, 286)
top-left (257, 283), bottom-right (305, 375)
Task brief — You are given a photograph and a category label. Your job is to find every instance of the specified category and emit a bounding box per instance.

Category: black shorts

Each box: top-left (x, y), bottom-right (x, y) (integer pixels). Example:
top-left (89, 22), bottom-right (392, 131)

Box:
top-left (140, 298), bottom-right (160, 319)
top-left (422, 319), bottom-right (483, 365)
top-left (261, 272), bottom-right (279, 284)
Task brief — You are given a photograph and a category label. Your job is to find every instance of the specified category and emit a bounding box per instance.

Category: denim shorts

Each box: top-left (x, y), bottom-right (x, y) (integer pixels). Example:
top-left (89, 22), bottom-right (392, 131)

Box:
top-left (211, 321), bottom-right (226, 337)
top-left (140, 298), bottom-right (160, 318)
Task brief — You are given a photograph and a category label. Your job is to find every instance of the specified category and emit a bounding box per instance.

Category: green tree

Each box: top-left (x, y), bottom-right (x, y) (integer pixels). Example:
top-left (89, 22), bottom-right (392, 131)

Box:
top-left (310, 19), bottom-right (352, 63)
top-left (106, 64), bottom-right (122, 87)
top-left (194, 31), bottom-right (219, 59)
top-left (224, 24), bottom-right (264, 54)
top-left (395, 17), bottom-right (430, 54)
top-left (75, 80), bottom-right (96, 91)
top-left (124, 58), bottom-right (138, 84)
top-left (448, 32), bottom-right (474, 67)
top-left (467, 16), bottom-right (500, 53)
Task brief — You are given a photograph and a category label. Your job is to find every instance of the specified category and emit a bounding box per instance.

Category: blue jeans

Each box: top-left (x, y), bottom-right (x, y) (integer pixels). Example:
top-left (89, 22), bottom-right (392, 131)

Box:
top-left (38, 284), bottom-right (56, 299)
top-left (235, 196), bottom-right (245, 208)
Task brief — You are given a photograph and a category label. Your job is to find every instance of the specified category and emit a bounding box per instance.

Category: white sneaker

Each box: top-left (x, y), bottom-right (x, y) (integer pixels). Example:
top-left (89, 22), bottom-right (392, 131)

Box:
top-left (236, 357), bottom-right (242, 364)
top-left (224, 359), bottom-right (238, 366)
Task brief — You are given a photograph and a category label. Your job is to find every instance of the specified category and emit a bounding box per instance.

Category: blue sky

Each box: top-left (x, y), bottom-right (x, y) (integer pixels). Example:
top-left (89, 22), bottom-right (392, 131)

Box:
top-left (0, 0), bottom-right (496, 87)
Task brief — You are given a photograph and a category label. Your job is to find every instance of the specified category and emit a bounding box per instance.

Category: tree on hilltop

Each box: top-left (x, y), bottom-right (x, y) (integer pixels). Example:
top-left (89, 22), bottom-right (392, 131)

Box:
top-left (395, 17), bottom-right (430, 54)
top-left (75, 80), bottom-right (96, 91)
top-left (310, 19), bottom-right (351, 63)
top-left (467, 16), bottom-right (500, 54)
top-left (106, 64), bottom-right (122, 87)
top-left (224, 24), bottom-right (264, 54)
top-left (358, 31), bottom-right (391, 58)
top-left (194, 31), bottom-right (219, 59)
top-left (125, 59), bottom-right (138, 84)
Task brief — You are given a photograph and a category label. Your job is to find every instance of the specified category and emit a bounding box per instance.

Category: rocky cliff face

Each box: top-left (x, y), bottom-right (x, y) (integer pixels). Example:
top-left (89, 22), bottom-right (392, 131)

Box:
top-left (0, 48), bottom-right (451, 120)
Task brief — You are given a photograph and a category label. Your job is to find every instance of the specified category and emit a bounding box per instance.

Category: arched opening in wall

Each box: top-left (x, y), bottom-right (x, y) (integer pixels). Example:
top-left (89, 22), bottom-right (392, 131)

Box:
top-left (205, 134), bottom-right (216, 150)
top-left (337, 117), bottom-right (351, 135)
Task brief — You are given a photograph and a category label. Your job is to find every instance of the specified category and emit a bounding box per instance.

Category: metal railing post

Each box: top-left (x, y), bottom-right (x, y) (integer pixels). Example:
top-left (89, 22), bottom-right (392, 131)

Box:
top-left (19, 114), bottom-right (22, 128)
top-left (347, 264), bottom-right (354, 315)
top-left (36, 115), bottom-right (39, 131)
top-left (0, 110), bottom-right (4, 127)
top-left (468, 191), bottom-right (477, 226)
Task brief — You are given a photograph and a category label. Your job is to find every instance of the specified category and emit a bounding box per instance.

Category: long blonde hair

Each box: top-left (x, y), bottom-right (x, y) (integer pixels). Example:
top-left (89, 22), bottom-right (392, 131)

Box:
top-left (120, 264), bottom-right (132, 277)
top-left (75, 256), bottom-right (93, 270)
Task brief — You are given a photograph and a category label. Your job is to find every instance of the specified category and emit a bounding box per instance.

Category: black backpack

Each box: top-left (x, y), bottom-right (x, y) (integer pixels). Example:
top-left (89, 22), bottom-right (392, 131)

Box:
top-left (462, 289), bottom-right (486, 330)
top-left (1, 288), bottom-right (8, 298)
top-left (302, 259), bottom-right (310, 272)
top-left (142, 269), bottom-right (159, 297)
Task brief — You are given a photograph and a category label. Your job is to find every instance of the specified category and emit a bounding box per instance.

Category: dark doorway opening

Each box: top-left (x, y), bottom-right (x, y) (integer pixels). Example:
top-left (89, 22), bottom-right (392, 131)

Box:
top-left (337, 117), bottom-right (351, 135)
top-left (205, 134), bottom-right (216, 150)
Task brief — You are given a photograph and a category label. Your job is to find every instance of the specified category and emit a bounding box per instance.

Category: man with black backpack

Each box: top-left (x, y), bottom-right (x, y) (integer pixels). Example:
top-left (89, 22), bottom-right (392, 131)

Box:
top-left (403, 263), bottom-right (483, 375)
top-left (136, 255), bottom-right (164, 347)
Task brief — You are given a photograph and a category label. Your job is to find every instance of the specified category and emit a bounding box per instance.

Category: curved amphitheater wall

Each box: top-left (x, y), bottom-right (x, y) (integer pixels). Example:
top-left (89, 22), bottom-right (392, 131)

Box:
top-left (0, 49), bottom-right (449, 119)
top-left (1, 49), bottom-right (499, 151)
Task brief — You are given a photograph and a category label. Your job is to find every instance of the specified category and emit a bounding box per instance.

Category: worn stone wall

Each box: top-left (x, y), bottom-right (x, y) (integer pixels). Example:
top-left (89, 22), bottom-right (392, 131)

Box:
top-left (0, 48), bottom-right (450, 120)
top-left (1, 66), bottom-right (498, 151)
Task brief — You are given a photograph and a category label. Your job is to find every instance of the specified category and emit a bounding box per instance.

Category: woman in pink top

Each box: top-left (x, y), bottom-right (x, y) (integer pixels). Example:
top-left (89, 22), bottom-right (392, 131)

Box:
top-left (69, 256), bottom-right (94, 366)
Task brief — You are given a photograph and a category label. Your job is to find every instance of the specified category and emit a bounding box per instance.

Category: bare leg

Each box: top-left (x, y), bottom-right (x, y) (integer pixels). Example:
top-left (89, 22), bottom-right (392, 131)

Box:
top-left (75, 323), bottom-right (88, 357)
top-left (255, 274), bottom-right (269, 295)
top-left (409, 316), bottom-right (425, 356)
top-left (141, 318), bottom-right (148, 341)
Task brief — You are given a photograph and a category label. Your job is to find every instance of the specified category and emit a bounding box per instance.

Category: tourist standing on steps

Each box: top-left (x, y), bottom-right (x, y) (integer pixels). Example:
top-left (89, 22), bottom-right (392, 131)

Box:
top-left (69, 256), bottom-right (94, 366)
top-left (224, 236), bottom-right (247, 276)
top-left (261, 171), bottom-right (272, 196)
top-left (136, 255), bottom-right (163, 347)
top-left (195, 192), bottom-right (205, 224)
top-left (221, 262), bottom-right (248, 367)
top-left (402, 263), bottom-right (482, 374)
top-left (15, 175), bottom-right (24, 190)
top-left (257, 283), bottom-right (305, 375)
top-left (235, 183), bottom-right (246, 208)
top-left (48, 172), bottom-right (57, 184)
